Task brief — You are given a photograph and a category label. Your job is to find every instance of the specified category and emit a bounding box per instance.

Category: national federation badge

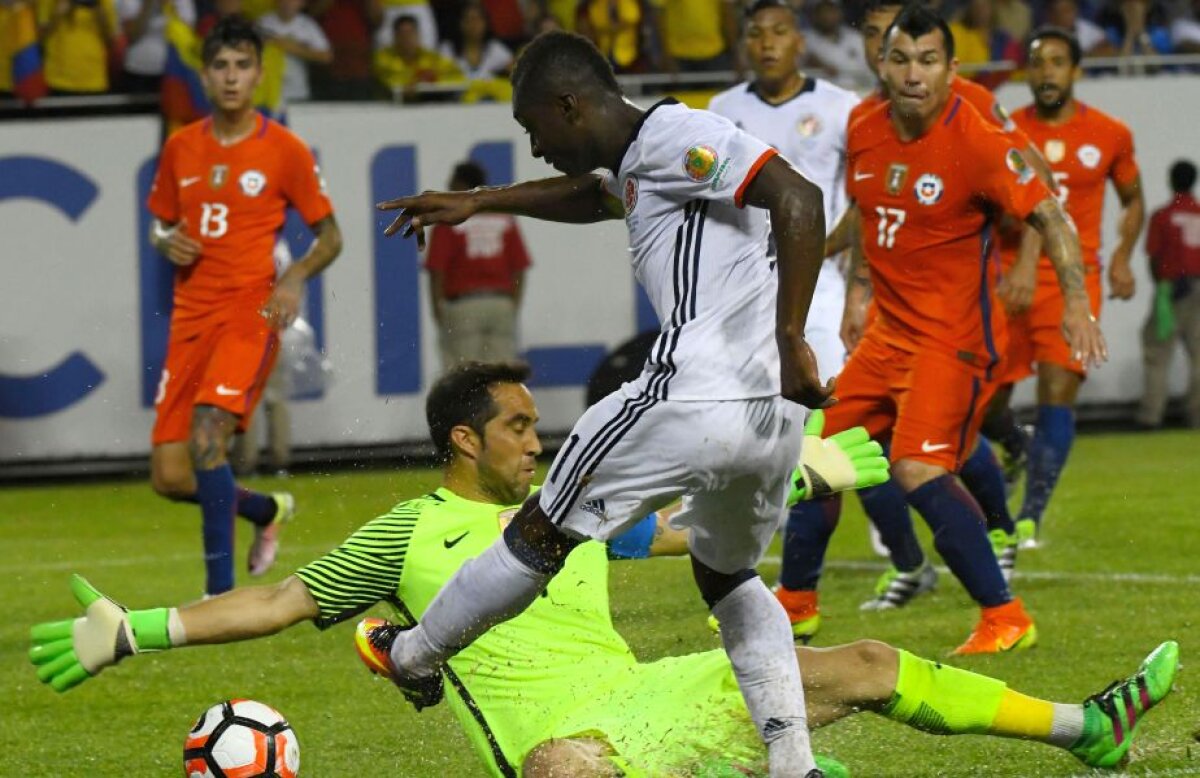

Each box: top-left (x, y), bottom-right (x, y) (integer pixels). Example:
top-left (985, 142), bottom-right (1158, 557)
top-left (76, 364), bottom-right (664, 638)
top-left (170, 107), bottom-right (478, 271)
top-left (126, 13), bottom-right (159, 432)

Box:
top-left (1005, 149), bottom-right (1035, 184)
top-left (886, 163), bottom-right (908, 195)
top-left (914, 173), bottom-right (944, 205)
top-left (239, 169), bottom-right (267, 197)
top-left (623, 174), bottom-right (639, 214)
top-left (683, 145), bottom-right (720, 183)
top-left (796, 115), bottom-right (822, 138)
top-left (497, 508), bottom-right (518, 530)
top-left (1077, 144), bottom-right (1102, 169)
top-left (209, 164), bottom-right (229, 189)
top-left (1044, 139), bottom-right (1065, 164)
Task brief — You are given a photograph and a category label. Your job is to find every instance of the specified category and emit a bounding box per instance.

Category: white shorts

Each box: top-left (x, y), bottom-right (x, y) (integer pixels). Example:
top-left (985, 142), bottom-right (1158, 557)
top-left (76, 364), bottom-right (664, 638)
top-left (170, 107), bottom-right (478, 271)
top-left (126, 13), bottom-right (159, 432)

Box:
top-left (539, 384), bottom-right (804, 573)
top-left (805, 261), bottom-right (847, 384)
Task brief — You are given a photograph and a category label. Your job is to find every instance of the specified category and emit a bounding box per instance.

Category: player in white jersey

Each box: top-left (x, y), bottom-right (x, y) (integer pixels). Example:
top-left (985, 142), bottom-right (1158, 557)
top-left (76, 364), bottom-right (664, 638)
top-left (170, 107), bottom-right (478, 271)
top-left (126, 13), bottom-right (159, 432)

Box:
top-left (708, 0), bottom-right (860, 383)
top-left (368, 31), bottom-right (834, 778)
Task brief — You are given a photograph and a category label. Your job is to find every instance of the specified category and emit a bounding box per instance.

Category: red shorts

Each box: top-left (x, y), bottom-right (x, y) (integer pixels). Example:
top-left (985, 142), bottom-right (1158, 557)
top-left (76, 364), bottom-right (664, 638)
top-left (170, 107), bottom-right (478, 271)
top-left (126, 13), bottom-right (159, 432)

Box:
top-left (1001, 268), bottom-right (1103, 384)
top-left (823, 333), bottom-right (997, 471)
top-left (151, 314), bottom-right (279, 445)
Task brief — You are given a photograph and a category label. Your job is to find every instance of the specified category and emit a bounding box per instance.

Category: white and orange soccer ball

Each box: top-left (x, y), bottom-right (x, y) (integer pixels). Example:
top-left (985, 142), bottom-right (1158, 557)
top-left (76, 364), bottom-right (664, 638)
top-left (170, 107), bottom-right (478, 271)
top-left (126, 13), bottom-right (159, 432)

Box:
top-left (183, 699), bottom-right (300, 778)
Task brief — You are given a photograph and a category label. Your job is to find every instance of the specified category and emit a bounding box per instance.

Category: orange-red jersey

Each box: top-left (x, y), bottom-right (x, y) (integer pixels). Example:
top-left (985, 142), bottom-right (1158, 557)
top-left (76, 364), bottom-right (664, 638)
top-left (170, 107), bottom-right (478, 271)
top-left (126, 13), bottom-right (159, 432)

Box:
top-left (148, 114), bottom-right (333, 337)
top-left (848, 76), bottom-right (1019, 135)
top-left (1003, 102), bottom-right (1138, 276)
top-left (847, 95), bottom-right (1053, 369)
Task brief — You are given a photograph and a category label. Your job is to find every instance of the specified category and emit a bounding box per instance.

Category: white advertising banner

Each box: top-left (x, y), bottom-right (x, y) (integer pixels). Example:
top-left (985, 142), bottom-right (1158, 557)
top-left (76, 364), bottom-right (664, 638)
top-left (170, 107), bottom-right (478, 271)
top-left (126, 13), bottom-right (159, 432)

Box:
top-left (0, 76), bottom-right (1195, 463)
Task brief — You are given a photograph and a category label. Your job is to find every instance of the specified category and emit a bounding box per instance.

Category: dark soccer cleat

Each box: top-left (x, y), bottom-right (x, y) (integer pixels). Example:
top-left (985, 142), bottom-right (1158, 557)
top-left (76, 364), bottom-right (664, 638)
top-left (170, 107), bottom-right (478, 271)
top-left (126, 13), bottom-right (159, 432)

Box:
top-left (354, 617), bottom-right (444, 711)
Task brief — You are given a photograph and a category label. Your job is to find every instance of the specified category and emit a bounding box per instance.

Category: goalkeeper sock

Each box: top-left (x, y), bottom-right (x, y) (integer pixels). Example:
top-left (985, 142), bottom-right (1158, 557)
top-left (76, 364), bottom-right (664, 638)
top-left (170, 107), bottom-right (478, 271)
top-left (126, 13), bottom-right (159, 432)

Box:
top-left (906, 475), bottom-right (1009, 607)
top-left (195, 465), bottom-right (237, 596)
top-left (959, 441), bottom-right (1015, 534)
top-left (778, 494), bottom-right (842, 591)
top-left (1020, 405), bottom-right (1075, 525)
top-left (884, 650), bottom-right (1083, 746)
top-left (857, 479), bottom-right (924, 572)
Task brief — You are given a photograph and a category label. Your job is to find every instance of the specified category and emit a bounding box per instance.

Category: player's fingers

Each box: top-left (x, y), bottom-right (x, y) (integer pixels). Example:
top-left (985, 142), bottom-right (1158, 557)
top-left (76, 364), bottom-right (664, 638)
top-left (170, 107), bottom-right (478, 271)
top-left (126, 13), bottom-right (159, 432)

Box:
top-left (376, 197), bottom-right (417, 211)
top-left (856, 466), bottom-right (890, 488)
top-left (50, 663), bottom-right (91, 693)
top-left (29, 637), bottom-right (73, 665)
top-left (30, 618), bottom-right (75, 644)
top-left (35, 649), bottom-right (80, 683)
top-left (829, 426), bottom-right (870, 448)
top-left (803, 409), bottom-right (825, 437)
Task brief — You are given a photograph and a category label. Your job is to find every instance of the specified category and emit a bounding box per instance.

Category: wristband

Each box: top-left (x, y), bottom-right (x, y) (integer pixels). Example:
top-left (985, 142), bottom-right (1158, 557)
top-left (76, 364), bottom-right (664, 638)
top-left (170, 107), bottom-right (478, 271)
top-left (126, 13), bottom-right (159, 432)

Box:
top-left (128, 607), bottom-right (173, 651)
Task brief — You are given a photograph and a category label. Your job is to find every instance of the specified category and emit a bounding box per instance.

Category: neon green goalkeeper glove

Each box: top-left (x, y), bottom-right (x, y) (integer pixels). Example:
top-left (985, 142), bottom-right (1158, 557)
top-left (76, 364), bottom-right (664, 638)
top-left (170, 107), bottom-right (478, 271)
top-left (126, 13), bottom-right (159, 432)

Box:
top-left (788, 410), bottom-right (890, 505)
top-left (29, 575), bottom-right (173, 692)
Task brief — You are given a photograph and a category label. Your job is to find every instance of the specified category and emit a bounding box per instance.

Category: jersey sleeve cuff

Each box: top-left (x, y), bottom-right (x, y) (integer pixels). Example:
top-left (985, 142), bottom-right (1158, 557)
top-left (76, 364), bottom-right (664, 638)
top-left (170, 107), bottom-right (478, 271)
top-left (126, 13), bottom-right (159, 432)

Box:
top-left (734, 148), bottom-right (778, 209)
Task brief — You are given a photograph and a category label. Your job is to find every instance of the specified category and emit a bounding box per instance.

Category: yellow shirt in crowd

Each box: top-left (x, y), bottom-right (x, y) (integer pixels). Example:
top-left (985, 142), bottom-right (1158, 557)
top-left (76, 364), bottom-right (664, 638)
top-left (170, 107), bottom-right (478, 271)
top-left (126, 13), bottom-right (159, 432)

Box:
top-left (374, 47), bottom-right (464, 90)
top-left (652, 0), bottom-right (727, 61)
top-left (36, 0), bottom-right (119, 92)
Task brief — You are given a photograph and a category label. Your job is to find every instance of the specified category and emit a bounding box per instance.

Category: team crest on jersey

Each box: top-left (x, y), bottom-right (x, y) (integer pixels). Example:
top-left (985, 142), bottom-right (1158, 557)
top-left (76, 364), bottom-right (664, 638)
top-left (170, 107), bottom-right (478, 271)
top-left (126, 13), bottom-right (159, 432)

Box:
top-left (1077, 144), bottom-right (1102, 169)
top-left (1006, 149), bottom-right (1035, 184)
top-left (991, 102), bottom-right (1016, 132)
top-left (683, 145), bottom-right (720, 183)
top-left (886, 163), bottom-right (908, 195)
top-left (796, 115), bottom-right (822, 138)
top-left (314, 164), bottom-right (328, 195)
top-left (1044, 139), bottom-right (1066, 164)
top-left (623, 174), bottom-right (639, 214)
top-left (914, 173), bottom-right (944, 205)
top-left (239, 169), bottom-right (267, 197)
top-left (209, 164), bottom-right (229, 189)
top-left (497, 508), bottom-right (518, 530)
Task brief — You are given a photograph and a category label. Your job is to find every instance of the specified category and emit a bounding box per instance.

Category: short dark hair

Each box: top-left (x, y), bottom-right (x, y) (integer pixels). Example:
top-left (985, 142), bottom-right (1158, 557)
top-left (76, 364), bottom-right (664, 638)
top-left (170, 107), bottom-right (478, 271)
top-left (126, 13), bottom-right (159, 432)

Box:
top-left (426, 361), bottom-right (532, 463)
top-left (744, 0), bottom-right (798, 22)
top-left (452, 160), bottom-right (487, 189)
top-left (862, 0), bottom-right (909, 15)
top-left (511, 31), bottom-right (621, 104)
top-left (886, 4), bottom-right (955, 60)
top-left (202, 16), bottom-right (263, 65)
top-left (1027, 25), bottom-right (1082, 66)
top-left (393, 14), bottom-right (419, 32)
top-left (1170, 160), bottom-right (1197, 194)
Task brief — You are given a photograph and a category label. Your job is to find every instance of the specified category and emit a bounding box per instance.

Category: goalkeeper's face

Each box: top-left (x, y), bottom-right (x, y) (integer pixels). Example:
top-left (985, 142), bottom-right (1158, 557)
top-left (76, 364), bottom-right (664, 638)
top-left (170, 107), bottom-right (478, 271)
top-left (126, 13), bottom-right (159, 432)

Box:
top-left (475, 383), bottom-right (542, 506)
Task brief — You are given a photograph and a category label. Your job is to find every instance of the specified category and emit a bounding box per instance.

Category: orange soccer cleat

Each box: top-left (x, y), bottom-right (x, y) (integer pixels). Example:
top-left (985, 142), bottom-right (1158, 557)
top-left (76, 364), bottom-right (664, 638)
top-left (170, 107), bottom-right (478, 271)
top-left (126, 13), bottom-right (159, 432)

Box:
top-left (354, 618), bottom-right (445, 710)
top-left (952, 597), bottom-right (1038, 655)
top-left (775, 586), bottom-right (822, 644)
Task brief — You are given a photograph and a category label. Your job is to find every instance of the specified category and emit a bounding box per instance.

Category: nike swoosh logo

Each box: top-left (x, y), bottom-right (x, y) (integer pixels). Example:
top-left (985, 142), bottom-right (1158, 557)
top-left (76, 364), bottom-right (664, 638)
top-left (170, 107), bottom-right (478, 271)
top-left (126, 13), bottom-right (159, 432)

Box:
top-left (443, 532), bottom-right (469, 549)
top-left (854, 172), bottom-right (874, 181)
top-left (921, 440), bottom-right (952, 453)
top-left (215, 384), bottom-right (242, 396)
top-left (181, 176), bottom-right (201, 187)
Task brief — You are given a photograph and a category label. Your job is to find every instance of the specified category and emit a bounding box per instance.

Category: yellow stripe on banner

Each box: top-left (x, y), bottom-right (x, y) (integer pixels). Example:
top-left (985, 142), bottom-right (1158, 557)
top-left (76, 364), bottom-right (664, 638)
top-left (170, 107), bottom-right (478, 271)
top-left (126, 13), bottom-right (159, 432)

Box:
top-left (254, 42), bottom-right (286, 117)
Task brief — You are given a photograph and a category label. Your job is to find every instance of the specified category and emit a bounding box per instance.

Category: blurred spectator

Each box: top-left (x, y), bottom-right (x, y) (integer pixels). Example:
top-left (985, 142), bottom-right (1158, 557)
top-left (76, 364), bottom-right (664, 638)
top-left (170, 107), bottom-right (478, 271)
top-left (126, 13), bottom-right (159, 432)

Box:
top-left (531, 9), bottom-right (561, 36)
top-left (1098, 0), bottom-right (1171, 56)
top-left (118, 0), bottom-right (196, 93)
top-left (1169, 0), bottom-right (1200, 50)
top-left (950, 0), bottom-right (1022, 85)
top-left (425, 160), bottom-right (531, 370)
top-left (259, 0), bottom-right (333, 103)
top-left (308, 0), bottom-right (376, 99)
top-left (650, 0), bottom-right (738, 73)
top-left (542, 0), bottom-right (577, 31)
top-left (197, 0), bottom-right (241, 36)
top-left (374, 13), bottom-right (463, 96)
top-left (439, 1), bottom-right (512, 78)
top-left (1138, 160), bottom-right (1200, 428)
top-left (804, 0), bottom-right (872, 88)
top-left (993, 0), bottom-right (1032, 40)
top-left (36, 0), bottom-right (120, 94)
top-left (478, 0), bottom-right (527, 45)
top-left (1045, 0), bottom-right (1118, 55)
top-left (577, 0), bottom-right (645, 72)
top-left (370, 0), bottom-right (437, 50)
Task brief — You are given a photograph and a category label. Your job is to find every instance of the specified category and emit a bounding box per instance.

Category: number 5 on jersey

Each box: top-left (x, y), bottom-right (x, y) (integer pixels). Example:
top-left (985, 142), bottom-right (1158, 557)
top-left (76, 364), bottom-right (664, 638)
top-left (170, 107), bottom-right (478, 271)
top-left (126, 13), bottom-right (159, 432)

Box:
top-left (200, 202), bottom-right (229, 239)
top-left (875, 206), bottom-right (905, 249)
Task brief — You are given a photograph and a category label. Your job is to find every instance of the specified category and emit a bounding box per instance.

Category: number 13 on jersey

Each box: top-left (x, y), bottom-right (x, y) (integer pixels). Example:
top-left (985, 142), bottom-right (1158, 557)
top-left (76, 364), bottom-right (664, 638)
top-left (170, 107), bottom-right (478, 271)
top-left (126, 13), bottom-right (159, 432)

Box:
top-left (200, 202), bottom-right (229, 239)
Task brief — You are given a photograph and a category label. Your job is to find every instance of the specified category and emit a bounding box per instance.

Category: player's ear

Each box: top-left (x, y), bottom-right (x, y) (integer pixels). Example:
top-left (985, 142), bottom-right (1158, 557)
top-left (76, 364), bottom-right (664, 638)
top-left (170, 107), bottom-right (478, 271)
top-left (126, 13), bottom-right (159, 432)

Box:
top-left (557, 92), bottom-right (580, 123)
top-left (449, 424), bottom-right (483, 460)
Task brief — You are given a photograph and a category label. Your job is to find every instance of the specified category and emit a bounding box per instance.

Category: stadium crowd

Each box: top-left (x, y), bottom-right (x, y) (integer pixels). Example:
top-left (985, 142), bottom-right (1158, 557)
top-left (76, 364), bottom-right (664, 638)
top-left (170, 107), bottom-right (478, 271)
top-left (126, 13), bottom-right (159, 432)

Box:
top-left (2, 0), bottom-right (1200, 102)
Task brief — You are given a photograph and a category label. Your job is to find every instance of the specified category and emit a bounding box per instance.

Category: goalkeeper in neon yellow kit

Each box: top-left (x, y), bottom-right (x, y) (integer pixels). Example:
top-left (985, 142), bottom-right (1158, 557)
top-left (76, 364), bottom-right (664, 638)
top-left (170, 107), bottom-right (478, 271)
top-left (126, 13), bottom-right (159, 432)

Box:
top-left (32, 363), bottom-right (1177, 776)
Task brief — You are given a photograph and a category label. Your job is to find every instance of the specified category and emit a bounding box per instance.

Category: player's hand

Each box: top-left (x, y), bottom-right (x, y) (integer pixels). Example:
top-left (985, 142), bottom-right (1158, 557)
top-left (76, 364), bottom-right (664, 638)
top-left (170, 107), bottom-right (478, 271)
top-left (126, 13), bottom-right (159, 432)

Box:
top-left (779, 333), bottom-right (836, 410)
top-left (262, 273), bottom-right (303, 330)
top-left (163, 218), bottom-right (202, 267)
top-left (997, 261), bottom-right (1036, 315)
top-left (1062, 296), bottom-right (1108, 368)
top-left (1107, 254), bottom-right (1136, 300)
top-left (377, 190), bottom-right (480, 248)
top-left (840, 297), bottom-right (868, 352)
top-left (29, 576), bottom-right (137, 692)
top-left (789, 410), bottom-right (889, 504)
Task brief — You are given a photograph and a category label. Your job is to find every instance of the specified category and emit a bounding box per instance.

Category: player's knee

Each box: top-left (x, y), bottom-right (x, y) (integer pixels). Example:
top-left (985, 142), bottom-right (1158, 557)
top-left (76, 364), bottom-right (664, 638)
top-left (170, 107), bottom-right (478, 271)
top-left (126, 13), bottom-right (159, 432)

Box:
top-left (150, 467), bottom-right (192, 500)
top-left (188, 407), bottom-right (236, 469)
top-left (522, 738), bottom-right (619, 777)
top-left (891, 458), bottom-right (945, 493)
top-left (849, 639), bottom-right (896, 672)
top-left (503, 503), bottom-right (579, 575)
top-left (841, 639), bottom-right (899, 704)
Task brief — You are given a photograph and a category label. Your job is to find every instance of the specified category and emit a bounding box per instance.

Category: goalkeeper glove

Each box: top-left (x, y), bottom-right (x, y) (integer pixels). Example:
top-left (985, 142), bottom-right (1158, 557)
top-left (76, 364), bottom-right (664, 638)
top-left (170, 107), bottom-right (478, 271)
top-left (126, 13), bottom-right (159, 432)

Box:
top-left (789, 410), bottom-right (890, 505)
top-left (29, 575), bottom-right (173, 692)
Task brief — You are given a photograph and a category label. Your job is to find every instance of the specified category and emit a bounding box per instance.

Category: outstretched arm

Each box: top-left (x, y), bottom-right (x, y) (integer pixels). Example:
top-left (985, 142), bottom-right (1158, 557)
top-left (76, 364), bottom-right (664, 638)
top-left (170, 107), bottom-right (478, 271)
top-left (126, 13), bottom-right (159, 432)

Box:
top-left (378, 174), bottom-right (621, 247)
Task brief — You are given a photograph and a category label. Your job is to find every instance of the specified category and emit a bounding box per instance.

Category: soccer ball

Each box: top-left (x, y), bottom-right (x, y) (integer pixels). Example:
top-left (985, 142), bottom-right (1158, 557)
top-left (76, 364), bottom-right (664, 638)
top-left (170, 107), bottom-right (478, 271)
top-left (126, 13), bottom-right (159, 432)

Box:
top-left (183, 699), bottom-right (300, 778)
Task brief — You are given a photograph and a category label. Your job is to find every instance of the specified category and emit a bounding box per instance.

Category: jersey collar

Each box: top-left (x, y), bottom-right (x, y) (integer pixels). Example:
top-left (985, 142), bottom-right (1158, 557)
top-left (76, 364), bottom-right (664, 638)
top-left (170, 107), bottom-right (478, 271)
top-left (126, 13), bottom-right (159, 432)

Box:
top-left (746, 76), bottom-right (816, 108)
top-left (611, 97), bottom-right (679, 175)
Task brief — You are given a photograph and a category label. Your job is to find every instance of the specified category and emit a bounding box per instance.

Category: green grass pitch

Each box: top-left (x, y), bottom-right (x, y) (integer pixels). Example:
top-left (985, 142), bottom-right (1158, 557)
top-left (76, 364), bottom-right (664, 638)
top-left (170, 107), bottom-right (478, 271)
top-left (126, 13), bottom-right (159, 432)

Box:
top-left (2, 431), bottom-right (1198, 776)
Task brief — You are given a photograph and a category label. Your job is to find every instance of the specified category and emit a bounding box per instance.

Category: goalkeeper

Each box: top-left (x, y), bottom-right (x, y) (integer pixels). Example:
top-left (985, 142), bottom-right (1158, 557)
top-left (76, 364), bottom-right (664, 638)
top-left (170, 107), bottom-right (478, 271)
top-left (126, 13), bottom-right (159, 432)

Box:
top-left (32, 363), bottom-right (1177, 776)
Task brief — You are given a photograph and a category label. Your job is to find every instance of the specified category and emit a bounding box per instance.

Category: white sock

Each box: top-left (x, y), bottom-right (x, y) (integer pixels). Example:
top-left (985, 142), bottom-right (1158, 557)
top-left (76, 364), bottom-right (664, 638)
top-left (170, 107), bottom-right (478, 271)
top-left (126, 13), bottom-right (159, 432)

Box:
top-left (1048, 703), bottom-right (1086, 748)
top-left (167, 608), bottom-right (187, 647)
top-left (712, 578), bottom-right (817, 777)
top-left (390, 538), bottom-right (552, 677)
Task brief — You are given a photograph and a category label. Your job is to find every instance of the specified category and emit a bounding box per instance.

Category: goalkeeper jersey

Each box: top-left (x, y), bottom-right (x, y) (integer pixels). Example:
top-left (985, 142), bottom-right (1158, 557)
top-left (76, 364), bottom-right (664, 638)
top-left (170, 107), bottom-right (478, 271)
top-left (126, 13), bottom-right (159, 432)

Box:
top-left (294, 487), bottom-right (638, 777)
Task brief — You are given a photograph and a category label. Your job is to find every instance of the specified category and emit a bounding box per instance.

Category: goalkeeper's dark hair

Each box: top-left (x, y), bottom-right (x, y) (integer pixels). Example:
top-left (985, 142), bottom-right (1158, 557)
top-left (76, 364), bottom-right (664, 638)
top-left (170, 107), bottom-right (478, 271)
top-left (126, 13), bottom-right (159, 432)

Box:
top-left (427, 361), bottom-right (533, 463)
top-left (511, 31), bottom-right (621, 104)
top-left (202, 16), bottom-right (263, 65)
top-left (885, 3), bottom-right (955, 60)
top-left (1026, 25), bottom-right (1082, 65)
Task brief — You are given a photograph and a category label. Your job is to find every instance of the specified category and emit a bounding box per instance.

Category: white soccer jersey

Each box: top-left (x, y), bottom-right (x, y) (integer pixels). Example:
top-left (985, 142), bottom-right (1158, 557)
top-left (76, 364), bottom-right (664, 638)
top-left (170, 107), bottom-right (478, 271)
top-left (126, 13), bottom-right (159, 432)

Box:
top-left (602, 99), bottom-right (783, 401)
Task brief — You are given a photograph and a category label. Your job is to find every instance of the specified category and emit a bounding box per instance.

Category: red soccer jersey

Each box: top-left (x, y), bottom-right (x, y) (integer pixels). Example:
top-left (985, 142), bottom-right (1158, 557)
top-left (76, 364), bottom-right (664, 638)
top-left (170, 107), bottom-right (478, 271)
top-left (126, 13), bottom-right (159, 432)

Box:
top-left (847, 95), bottom-right (1053, 366)
top-left (1146, 193), bottom-right (1200, 281)
top-left (147, 114), bottom-right (333, 337)
top-left (1005, 102), bottom-right (1139, 276)
top-left (424, 214), bottom-right (531, 299)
